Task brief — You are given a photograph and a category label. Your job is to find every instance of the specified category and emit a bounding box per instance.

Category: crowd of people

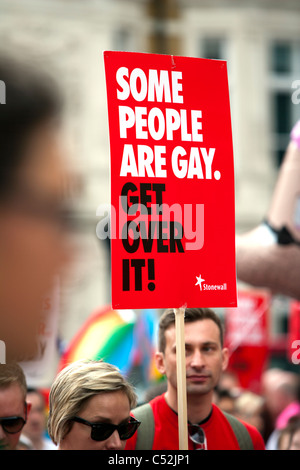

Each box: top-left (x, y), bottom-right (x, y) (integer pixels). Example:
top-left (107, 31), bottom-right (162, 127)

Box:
top-left (1, 307), bottom-right (299, 451)
top-left (214, 369), bottom-right (300, 450)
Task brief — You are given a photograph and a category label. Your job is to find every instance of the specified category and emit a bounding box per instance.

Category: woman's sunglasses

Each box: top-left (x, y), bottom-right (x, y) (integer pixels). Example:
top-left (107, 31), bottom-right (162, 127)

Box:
top-left (188, 424), bottom-right (207, 450)
top-left (71, 416), bottom-right (141, 442)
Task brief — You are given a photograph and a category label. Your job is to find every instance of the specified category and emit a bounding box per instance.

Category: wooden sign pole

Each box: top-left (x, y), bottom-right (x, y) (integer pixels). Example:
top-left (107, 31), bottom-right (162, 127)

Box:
top-left (174, 307), bottom-right (189, 450)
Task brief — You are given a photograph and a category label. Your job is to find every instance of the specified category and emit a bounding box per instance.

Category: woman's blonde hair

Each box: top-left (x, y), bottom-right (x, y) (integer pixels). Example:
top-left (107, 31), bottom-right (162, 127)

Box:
top-left (47, 360), bottom-right (137, 445)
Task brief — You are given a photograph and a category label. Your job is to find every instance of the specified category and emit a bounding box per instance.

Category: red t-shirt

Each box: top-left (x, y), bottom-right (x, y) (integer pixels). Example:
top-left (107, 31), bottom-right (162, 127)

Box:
top-left (126, 393), bottom-right (265, 450)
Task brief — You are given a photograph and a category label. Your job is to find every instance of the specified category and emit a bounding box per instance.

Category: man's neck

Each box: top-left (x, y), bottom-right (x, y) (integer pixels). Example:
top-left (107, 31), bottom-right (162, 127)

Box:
top-left (164, 387), bottom-right (213, 424)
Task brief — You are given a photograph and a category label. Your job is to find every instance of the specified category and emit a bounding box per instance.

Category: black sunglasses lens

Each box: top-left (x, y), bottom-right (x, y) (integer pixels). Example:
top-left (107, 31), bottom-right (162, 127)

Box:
top-left (90, 419), bottom-right (140, 442)
top-left (91, 424), bottom-right (114, 442)
top-left (1, 417), bottom-right (25, 434)
top-left (118, 420), bottom-right (140, 440)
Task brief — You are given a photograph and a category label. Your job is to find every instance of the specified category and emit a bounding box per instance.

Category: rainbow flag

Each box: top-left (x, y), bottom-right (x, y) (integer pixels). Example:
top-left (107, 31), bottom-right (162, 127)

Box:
top-left (58, 306), bottom-right (136, 376)
top-left (133, 309), bottom-right (163, 383)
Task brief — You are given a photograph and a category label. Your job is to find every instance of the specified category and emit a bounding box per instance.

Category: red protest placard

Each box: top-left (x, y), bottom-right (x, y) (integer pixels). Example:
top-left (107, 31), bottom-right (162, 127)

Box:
top-left (288, 300), bottom-right (300, 365)
top-left (225, 289), bottom-right (270, 393)
top-left (103, 51), bottom-right (237, 309)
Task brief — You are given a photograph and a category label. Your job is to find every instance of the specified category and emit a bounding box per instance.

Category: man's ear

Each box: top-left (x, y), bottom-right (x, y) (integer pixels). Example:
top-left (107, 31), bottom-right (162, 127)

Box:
top-left (221, 347), bottom-right (229, 372)
top-left (155, 351), bottom-right (166, 376)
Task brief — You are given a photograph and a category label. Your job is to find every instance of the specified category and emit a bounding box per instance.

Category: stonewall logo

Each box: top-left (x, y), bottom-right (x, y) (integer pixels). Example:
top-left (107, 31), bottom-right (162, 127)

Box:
top-left (195, 274), bottom-right (227, 292)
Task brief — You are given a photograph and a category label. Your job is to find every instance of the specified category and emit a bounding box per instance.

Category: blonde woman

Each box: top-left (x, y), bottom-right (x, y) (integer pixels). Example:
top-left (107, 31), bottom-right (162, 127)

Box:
top-left (48, 360), bottom-right (140, 450)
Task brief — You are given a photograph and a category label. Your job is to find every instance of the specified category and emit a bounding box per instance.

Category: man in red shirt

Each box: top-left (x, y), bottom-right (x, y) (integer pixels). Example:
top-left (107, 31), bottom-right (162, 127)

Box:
top-left (126, 308), bottom-right (265, 450)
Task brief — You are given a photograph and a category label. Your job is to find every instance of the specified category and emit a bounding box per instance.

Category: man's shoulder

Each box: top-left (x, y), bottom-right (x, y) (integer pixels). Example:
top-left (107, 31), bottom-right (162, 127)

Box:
top-left (148, 392), bottom-right (166, 407)
top-left (127, 393), bottom-right (169, 450)
top-left (135, 393), bottom-right (166, 411)
top-left (212, 404), bottom-right (265, 450)
top-left (132, 393), bottom-right (166, 420)
top-left (240, 420), bottom-right (266, 450)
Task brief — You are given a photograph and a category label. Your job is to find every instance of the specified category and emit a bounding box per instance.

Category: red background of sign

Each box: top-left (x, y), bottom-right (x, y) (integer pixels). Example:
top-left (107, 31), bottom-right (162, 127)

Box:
top-left (225, 289), bottom-right (270, 393)
top-left (104, 51), bottom-right (237, 309)
top-left (288, 300), bottom-right (300, 363)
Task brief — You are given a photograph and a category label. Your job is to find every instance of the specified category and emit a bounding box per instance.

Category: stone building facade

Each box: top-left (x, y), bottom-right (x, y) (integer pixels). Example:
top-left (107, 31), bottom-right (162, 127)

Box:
top-left (0, 0), bottom-right (299, 382)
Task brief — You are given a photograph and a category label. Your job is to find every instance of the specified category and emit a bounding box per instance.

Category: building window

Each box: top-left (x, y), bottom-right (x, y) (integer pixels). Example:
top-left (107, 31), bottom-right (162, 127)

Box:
top-left (202, 37), bottom-right (224, 60)
top-left (272, 42), bottom-right (292, 75)
top-left (113, 28), bottom-right (131, 51)
top-left (273, 91), bottom-right (293, 166)
top-left (269, 40), bottom-right (300, 167)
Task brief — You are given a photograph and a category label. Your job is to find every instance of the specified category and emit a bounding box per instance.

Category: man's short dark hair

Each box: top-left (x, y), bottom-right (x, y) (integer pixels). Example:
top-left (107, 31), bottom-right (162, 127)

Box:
top-left (158, 307), bottom-right (224, 353)
top-left (0, 53), bottom-right (63, 199)
top-left (0, 363), bottom-right (27, 400)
